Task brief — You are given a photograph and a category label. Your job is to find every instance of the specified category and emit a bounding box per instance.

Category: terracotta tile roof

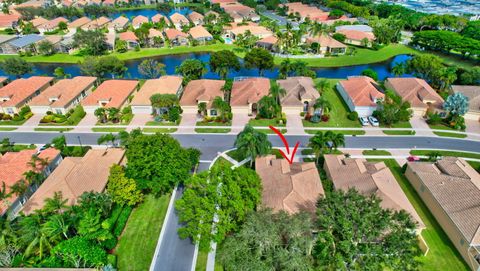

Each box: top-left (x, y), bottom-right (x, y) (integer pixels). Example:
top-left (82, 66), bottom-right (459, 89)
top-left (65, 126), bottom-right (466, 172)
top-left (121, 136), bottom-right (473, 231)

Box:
top-left (169, 12), bottom-right (189, 24)
top-left (188, 25), bottom-right (212, 39)
top-left (452, 85), bottom-right (480, 113)
top-left (386, 77), bottom-right (444, 109)
top-left (164, 28), bottom-right (187, 40)
top-left (151, 13), bottom-right (166, 23)
top-left (255, 155), bottom-right (324, 214)
top-left (42, 35), bottom-right (62, 44)
top-left (29, 76), bottom-right (97, 108)
top-left (109, 16), bottom-right (128, 29)
top-left (149, 28), bottom-right (163, 38)
top-left (68, 16), bottom-right (91, 28)
top-left (81, 16), bottom-right (110, 30)
top-left (132, 15), bottom-right (148, 26)
top-left (0, 77), bottom-right (7, 84)
top-left (0, 76), bottom-right (54, 108)
top-left (21, 149), bottom-right (125, 215)
top-left (0, 14), bottom-right (19, 28)
top-left (179, 79), bottom-right (225, 108)
top-left (325, 155), bottom-right (424, 229)
top-left (230, 23), bottom-right (272, 37)
top-left (30, 16), bottom-right (49, 27)
top-left (338, 76), bottom-right (384, 107)
top-left (0, 148), bottom-right (60, 215)
top-left (256, 35), bottom-right (278, 45)
top-left (230, 77), bottom-right (270, 106)
top-left (277, 76), bottom-right (319, 106)
top-left (119, 31), bottom-right (138, 41)
top-left (188, 11), bottom-right (204, 23)
top-left (407, 157), bottom-right (480, 244)
top-left (337, 29), bottom-right (375, 41)
top-left (39, 17), bottom-right (68, 30)
top-left (81, 80), bottom-right (138, 108)
top-left (306, 34), bottom-right (347, 48)
top-left (131, 76), bottom-right (182, 106)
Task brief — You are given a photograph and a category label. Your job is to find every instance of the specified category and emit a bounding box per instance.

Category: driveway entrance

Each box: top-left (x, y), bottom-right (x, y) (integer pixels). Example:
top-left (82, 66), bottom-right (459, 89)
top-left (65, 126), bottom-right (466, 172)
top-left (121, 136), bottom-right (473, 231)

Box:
top-left (285, 113), bottom-right (305, 135)
top-left (176, 113), bottom-right (197, 134)
top-left (230, 113), bottom-right (250, 134)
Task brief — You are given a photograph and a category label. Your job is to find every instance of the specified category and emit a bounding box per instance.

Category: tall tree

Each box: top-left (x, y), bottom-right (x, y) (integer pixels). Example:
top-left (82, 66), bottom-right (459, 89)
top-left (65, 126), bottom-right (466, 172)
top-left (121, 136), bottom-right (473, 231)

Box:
top-left (234, 125), bottom-right (272, 167)
top-left (443, 92), bottom-right (469, 117)
top-left (373, 90), bottom-right (413, 126)
top-left (309, 131), bottom-right (328, 164)
top-left (0, 57), bottom-right (33, 78)
top-left (269, 83), bottom-right (286, 105)
top-left (106, 164), bottom-right (143, 206)
top-left (138, 59), bottom-right (165, 79)
top-left (175, 59), bottom-right (207, 85)
top-left (209, 50), bottom-right (241, 79)
top-left (72, 30), bottom-right (108, 56)
top-left (244, 48), bottom-right (274, 76)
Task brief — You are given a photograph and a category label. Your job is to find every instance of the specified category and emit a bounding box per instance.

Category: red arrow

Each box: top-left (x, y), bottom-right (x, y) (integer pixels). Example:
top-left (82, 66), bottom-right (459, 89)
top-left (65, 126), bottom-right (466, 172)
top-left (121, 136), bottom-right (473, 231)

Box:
top-left (269, 125), bottom-right (300, 164)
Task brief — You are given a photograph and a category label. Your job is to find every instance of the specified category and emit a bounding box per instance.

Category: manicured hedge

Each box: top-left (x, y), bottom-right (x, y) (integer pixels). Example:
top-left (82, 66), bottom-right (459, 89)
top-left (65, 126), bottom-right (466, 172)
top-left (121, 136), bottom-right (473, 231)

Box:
top-left (113, 205), bottom-right (133, 237)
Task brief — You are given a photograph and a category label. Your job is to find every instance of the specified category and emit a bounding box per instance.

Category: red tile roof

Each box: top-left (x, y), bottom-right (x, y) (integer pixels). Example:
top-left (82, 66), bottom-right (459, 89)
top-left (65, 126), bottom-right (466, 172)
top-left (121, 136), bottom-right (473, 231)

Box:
top-left (119, 31), bottom-right (138, 42)
top-left (338, 76), bottom-right (384, 107)
top-left (0, 14), bottom-right (20, 28)
top-left (81, 80), bottom-right (138, 108)
top-left (337, 29), bottom-right (375, 41)
top-left (230, 77), bottom-right (270, 106)
top-left (385, 77), bottom-right (444, 109)
top-left (0, 76), bottom-right (54, 108)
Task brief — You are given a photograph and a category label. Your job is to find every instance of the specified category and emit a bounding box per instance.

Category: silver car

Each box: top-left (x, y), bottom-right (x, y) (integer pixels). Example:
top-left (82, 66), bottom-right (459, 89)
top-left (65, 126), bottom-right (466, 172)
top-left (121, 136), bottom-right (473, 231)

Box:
top-left (359, 117), bottom-right (369, 126)
top-left (368, 116), bottom-right (379, 126)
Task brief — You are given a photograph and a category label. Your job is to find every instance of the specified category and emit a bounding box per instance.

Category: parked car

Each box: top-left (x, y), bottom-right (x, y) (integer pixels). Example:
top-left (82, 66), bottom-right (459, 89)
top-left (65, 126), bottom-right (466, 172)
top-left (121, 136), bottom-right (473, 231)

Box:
top-left (368, 116), bottom-right (379, 126)
top-left (359, 117), bottom-right (369, 126)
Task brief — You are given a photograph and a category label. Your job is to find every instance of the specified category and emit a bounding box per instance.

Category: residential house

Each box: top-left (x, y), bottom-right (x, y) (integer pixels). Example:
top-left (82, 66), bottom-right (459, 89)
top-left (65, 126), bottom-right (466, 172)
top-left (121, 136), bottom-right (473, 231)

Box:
top-left (68, 16), bottom-right (91, 32)
top-left (148, 28), bottom-right (163, 46)
top-left (37, 35), bottom-right (63, 53)
top-left (324, 154), bottom-right (425, 232)
top-left (29, 17), bottom-right (49, 28)
top-left (0, 76), bottom-right (54, 115)
top-left (8, 34), bottom-right (44, 53)
top-left (226, 22), bottom-right (273, 40)
top-left (277, 76), bottom-right (320, 114)
top-left (169, 12), bottom-right (189, 29)
top-left (81, 16), bottom-right (110, 31)
top-left (336, 76), bottom-right (384, 117)
top-left (152, 13), bottom-right (167, 24)
top-left (164, 28), bottom-right (188, 46)
top-left (132, 15), bottom-right (148, 29)
top-left (221, 2), bottom-right (259, 22)
top-left (0, 77), bottom-right (8, 87)
top-left (405, 157), bottom-right (480, 271)
top-left (385, 77), bottom-right (444, 116)
top-left (0, 35), bottom-right (18, 54)
top-left (37, 17), bottom-right (68, 33)
top-left (336, 29), bottom-right (375, 47)
top-left (119, 31), bottom-right (139, 49)
top-left (188, 11), bottom-right (204, 26)
top-left (106, 31), bottom-right (116, 51)
top-left (283, 2), bottom-right (356, 24)
top-left (131, 75), bottom-right (183, 114)
top-left (29, 76), bottom-right (97, 114)
top-left (256, 36), bottom-right (278, 52)
top-left (255, 155), bottom-right (324, 214)
top-left (0, 14), bottom-right (20, 30)
top-left (179, 79), bottom-right (225, 116)
top-left (108, 16), bottom-right (129, 32)
top-left (452, 85), bottom-right (480, 121)
top-left (335, 25), bottom-right (373, 33)
top-left (230, 77), bottom-right (270, 115)
top-left (21, 149), bottom-right (125, 215)
top-left (0, 148), bottom-right (62, 216)
top-left (305, 34), bottom-right (347, 55)
top-left (188, 25), bottom-right (213, 43)
top-left (205, 11), bottom-right (219, 24)
top-left (81, 80), bottom-right (139, 113)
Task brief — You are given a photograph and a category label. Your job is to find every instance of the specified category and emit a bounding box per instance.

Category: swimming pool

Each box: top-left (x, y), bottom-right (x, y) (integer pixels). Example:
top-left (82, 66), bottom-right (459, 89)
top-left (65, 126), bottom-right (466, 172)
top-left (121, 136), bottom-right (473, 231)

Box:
top-left (224, 37), bottom-right (233, 44)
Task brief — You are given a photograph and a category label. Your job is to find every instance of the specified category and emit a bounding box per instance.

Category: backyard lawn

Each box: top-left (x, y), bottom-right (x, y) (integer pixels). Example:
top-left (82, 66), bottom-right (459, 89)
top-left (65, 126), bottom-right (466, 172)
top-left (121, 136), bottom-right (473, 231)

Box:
top-left (115, 194), bottom-right (170, 271)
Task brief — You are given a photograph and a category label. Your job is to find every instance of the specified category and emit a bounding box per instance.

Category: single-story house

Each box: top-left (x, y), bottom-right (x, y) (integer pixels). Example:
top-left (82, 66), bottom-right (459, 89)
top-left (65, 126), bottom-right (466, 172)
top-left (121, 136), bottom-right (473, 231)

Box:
top-left (68, 16), bottom-right (91, 32)
top-left (256, 36), bottom-right (278, 52)
top-left (385, 77), bottom-right (444, 116)
top-left (81, 80), bottom-right (139, 113)
top-left (188, 25), bottom-right (213, 43)
top-left (336, 29), bottom-right (375, 47)
top-left (324, 154), bottom-right (425, 232)
top-left (452, 85), bottom-right (480, 121)
top-left (38, 35), bottom-right (63, 53)
top-left (335, 24), bottom-right (373, 33)
top-left (305, 34), bottom-right (347, 55)
top-left (405, 157), bottom-right (480, 271)
top-left (108, 16), bottom-right (129, 32)
top-left (0, 35), bottom-right (19, 54)
top-left (230, 77), bottom-right (270, 115)
top-left (169, 12), bottom-right (189, 29)
top-left (0, 148), bottom-right (62, 217)
top-left (37, 17), bottom-right (68, 33)
top-left (255, 155), bottom-right (324, 214)
top-left (148, 28), bottom-right (164, 46)
top-left (0, 77), bottom-right (8, 87)
top-left (30, 16), bottom-right (49, 28)
top-left (119, 31), bottom-right (139, 49)
top-left (8, 34), bottom-right (44, 53)
top-left (226, 22), bottom-right (273, 40)
top-left (164, 28), bottom-right (188, 46)
top-left (222, 2), bottom-right (260, 22)
top-left (179, 79), bottom-right (225, 116)
top-left (205, 11), bottom-right (219, 24)
top-left (0, 14), bottom-right (20, 30)
top-left (152, 13), bottom-right (167, 24)
top-left (132, 15), bottom-right (148, 29)
top-left (81, 16), bottom-right (111, 31)
top-left (277, 76), bottom-right (320, 115)
top-left (131, 75), bottom-right (183, 114)
top-left (0, 76), bottom-right (54, 115)
top-left (21, 148), bottom-right (125, 215)
top-left (188, 11), bottom-right (204, 26)
top-left (29, 76), bottom-right (97, 114)
top-left (336, 76), bottom-right (384, 117)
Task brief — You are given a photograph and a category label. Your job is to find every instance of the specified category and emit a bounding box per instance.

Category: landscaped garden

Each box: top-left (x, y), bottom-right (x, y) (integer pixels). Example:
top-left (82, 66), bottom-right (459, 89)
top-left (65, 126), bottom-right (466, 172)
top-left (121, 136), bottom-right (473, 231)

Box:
top-left (39, 105), bottom-right (86, 126)
top-left (0, 106), bottom-right (33, 126)
top-left (95, 106), bottom-right (134, 126)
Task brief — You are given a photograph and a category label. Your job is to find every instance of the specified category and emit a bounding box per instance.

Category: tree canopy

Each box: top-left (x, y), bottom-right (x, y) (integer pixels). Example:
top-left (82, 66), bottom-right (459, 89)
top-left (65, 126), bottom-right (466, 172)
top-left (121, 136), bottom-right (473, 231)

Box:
top-left (244, 48), bottom-right (274, 76)
top-left (138, 59), bottom-right (165, 79)
top-left (0, 57), bottom-right (33, 78)
top-left (209, 50), bottom-right (241, 79)
top-left (373, 90), bottom-right (412, 126)
top-left (72, 30), bottom-right (108, 56)
top-left (175, 59), bottom-right (207, 85)
top-left (234, 125), bottom-right (272, 166)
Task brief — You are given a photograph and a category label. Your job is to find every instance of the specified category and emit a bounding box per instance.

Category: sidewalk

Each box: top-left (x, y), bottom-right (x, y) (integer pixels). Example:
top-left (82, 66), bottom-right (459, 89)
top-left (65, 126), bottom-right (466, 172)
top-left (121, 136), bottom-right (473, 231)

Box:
top-left (16, 114), bottom-right (43, 132)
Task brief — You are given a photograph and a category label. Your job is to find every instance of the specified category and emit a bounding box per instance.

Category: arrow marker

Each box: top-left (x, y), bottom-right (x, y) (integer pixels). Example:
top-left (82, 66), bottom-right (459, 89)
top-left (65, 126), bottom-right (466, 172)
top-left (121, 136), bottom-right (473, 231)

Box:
top-left (269, 125), bottom-right (300, 164)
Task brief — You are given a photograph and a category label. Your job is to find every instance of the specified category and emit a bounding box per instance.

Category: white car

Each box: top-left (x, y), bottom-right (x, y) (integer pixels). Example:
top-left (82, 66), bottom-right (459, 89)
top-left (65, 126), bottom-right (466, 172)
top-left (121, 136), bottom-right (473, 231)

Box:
top-left (359, 117), bottom-right (369, 126)
top-left (368, 116), bottom-right (379, 126)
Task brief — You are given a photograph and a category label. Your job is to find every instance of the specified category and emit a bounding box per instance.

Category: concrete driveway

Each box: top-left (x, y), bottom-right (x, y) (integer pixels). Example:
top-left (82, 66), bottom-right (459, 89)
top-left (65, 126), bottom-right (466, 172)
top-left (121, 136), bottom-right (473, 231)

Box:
top-left (410, 116), bottom-right (434, 136)
top-left (73, 113), bottom-right (98, 132)
top-left (285, 113), bottom-right (305, 135)
top-left (176, 113), bottom-right (197, 134)
top-left (230, 113), bottom-right (250, 134)
top-left (466, 119), bottom-right (480, 140)
top-left (17, 114), bottom-right (44, 131)
top-left (128, 113), bottom-right (151, 131)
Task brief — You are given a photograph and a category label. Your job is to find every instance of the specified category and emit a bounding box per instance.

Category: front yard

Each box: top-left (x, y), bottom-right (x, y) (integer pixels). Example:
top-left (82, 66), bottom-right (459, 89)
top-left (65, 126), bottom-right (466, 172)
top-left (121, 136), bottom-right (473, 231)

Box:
top-left (248, 118), bottom-right (286, 127)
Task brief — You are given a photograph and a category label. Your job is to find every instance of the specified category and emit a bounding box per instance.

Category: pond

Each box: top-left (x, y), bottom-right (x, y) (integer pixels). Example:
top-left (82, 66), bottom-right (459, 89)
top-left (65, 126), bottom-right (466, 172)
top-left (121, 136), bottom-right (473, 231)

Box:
top-left (0, 53), bottom-right (411, 80)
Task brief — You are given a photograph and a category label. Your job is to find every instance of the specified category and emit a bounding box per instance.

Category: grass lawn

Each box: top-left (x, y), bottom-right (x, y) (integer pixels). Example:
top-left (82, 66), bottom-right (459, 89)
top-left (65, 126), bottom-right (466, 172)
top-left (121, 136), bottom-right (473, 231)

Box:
top-left (195, 249), bottom-right (208, 271)
top-left (378, 160), bottom-right (469, 271)
top-left (301, 149), bottom-right (313, 155)
top-left (195, 128), bottom-right (231, 133)
top-left (362, 149), bottom-right (391, 156)
top-left (0, 119), bottom-right (28, 126)
top-left (248, 118), bottom-right (286, 127)
top-left (143, 128), bottom-right (177, 133)
top-left (146, 119), bottom-right (181, 126)
top-left (380, 121), bottom-right (412, 128)
top-left (256, 128), bottom-right (287, 134)
top-left (0, 127), bottom-right (16, 131)
top-left (409, 150), bottom-right (480, 160)
top-left (212, 157), bottom-right (233, 168)
top-left (116, 194), bottom-right (170, 271)
top-left (428, 123), bottom-right (464, 132)
top-left (226, 149), bottom-right (245, 162)
top-left (383, 130), bottom-right (416, 135)
top-left (34, 128), bottom-right (73, 132)
top-left (468, 161), bottom-right (480, 172)
top-left (91, 127), bottom-right (126, 132)
top-left (196, 121), bottom-right (231, 127)
top-left (433, 131), bottom-right (467, 138)
top-left (305, 129), bottom-right (365, 135)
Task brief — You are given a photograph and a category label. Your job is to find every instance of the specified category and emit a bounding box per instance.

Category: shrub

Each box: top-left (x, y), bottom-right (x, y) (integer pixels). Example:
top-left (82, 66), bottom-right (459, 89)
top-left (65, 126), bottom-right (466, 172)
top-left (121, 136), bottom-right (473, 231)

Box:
top-left (300, 112), bottom-right (305, 117)
top-left (2, 114), bottom-right (12, 120)
top-left (168, 106), bottom-right (180, 122)
top-left (426, 112), bottom-right (442, 125)
top-left (347, 111), bottom-right (358, 121)
top-left (102, 237), bottom-right (118, 250)
top-left (18, 106), bottom-right (31, 117)
top-left (321, 114), bottom-right (330, 122)
top-left (107, 254), bottom-right (117, 267)
top-left (12, 114), bottom-right (23, 122)
top-left (113, 206), bottom-right (133, 237)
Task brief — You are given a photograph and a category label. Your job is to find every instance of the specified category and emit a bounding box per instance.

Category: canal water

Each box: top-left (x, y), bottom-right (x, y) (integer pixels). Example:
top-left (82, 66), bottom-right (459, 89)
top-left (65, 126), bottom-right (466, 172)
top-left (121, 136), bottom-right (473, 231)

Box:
top-left (111, 7), bottom-right (191, 19)
top-left (0, 53), bottom-right (411, 80)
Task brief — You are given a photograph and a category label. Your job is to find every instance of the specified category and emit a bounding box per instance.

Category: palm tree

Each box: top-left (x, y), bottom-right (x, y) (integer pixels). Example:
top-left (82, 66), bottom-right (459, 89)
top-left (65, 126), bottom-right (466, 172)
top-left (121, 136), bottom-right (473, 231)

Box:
top-left (0, 182), bottom-right (10, 201)
top-left (315, 79), bottom-right (331, 94)
top-left (107, 107), bottom-right (121, 123)
top-left (43, 191), bottom-right (68, 215)
top-left (18, 215), bottom-right (52, 259)
top-left (9, 179), bottom-right (29, 204)
top-left (308, 131), bottom-right (328, 164)
top-left (324, 132), bottom-right (345, 152)
top-left (269, 84), bottom-right (286, 105)
top-left (391, 62), bottom-right (406, 77)
top-left (309, 22), bottom-right (325, 37)
top-left (97, 133), bottom-right (118, 147)
top-left (198, 102), bottom-right (207, 116)
top-left (42, 214), bottom-right (70, 240)
top-left (234, 125), bottom-right (272, 167)
top-left (212, 97), bottom-right (230, 122)
top-left (94, 107), bottom-right (107, 123)
top-left (313, 97), bottom-right (332, 115)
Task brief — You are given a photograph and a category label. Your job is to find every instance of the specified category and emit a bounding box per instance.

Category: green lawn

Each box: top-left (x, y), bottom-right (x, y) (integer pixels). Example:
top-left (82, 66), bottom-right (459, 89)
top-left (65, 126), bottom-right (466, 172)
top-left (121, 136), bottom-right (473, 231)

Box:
top-left (383, 130), bottom-right (416, 135)
top-left (143, 128), bottom-right (177, 133)
top-left (248, 118), bottom-right (286, 127)
top-left (116, 194), bottom-right (170, 271)
top-left (0, 127), bottom-right (16, 131)
top-left (301, 149), bottom-right (313, 155)
top-left (0, 119), bottom-right (28, 126)
top-left (226, 149), bottom-right (245, 162)
top-left (409, 150), bottom-right (480, 160)
top-left (195, 128), bottom-right (231, 133)
top-left (146, 119), bottom-right (181, 126)
top-left (380, 160), bottom-right (469, 271)
top-left (256, 128), bottom-right (287, 134)
top-left (34, 128), bottom-right (73, 132)
top-left (305, 129), bottom-right (365, 135)
top-left (433, 131), bottom-right (467, 138)
top-left (91, 127), bottom-right (127, 132)
top-left (212, 157), bottom-right (233, 168)
top-left (362, 150), bottom-right (391, 156)
top-left (428, 123), bottom-right (464, 132)
top-left (380, 121), bottom-right (412, 128)
top-left (195, 249), bottom-right (208, 271)
top-left (196, 121), bottom-right (231, 127)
